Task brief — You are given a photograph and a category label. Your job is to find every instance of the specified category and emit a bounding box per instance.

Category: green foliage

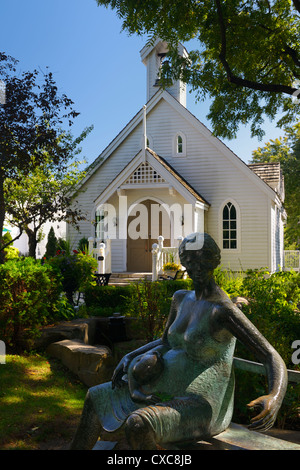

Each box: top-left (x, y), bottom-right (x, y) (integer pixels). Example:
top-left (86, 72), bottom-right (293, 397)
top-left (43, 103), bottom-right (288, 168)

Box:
top-left (0, 51), bottom-right (81, 247)
top-left (84, 284), bottom-right (132, 315)
top-left (251, 122), bottom-right (300, 247)
top-left (0, 258), bottom-right (65, 352)
top-left (4, 153), bottom-right (89, 258)
top-left (0, 232), bottom-right (19, 260)
top-left (124, 281), bottom-right (171, 342)
top-left (213, 266), bottom-right (244, 298)
top-left (229, 268), bottom-right (300, 429)
top-left (236, 268), bottom-right (300, 367)
top-left (46, 250), bottom-right (97, 306)
top-left (78, 237), bottom-right (89, 253)
top-left (45, 227), bottom-right (57, 258)
top-left (96, 0), bottom-right (300, 139)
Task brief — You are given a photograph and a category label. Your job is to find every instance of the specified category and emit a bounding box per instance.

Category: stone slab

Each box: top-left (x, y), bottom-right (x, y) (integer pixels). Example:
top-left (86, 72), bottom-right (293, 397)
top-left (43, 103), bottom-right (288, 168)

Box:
top-left (174, 423), bottom-right (300, 451)
top-left (46, 339), bottom-right (114, 387)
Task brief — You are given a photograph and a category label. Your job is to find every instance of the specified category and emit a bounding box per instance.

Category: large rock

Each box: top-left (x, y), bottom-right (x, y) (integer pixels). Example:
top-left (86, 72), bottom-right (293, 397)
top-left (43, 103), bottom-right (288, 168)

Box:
top-left (46, 339), bottom-right (114, 387)
top-left (36, 316), bottom-right (142, 351)
top-left (36, 319), bottom-right (92, 350)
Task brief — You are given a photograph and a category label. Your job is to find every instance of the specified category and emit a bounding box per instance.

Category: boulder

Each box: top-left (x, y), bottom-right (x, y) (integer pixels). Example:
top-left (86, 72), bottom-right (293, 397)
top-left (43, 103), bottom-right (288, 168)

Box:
top-left (46, 339), bottom-right (114, 387)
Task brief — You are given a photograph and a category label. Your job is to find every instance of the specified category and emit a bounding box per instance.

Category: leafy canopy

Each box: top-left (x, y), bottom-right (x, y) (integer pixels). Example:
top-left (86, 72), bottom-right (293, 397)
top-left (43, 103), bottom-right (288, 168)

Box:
top-left (252, 123), bottom-right (300, 247)
top-left (96, 0), bottom-right (300, 139)
top-left (0, 51), bottom-right (80, 253)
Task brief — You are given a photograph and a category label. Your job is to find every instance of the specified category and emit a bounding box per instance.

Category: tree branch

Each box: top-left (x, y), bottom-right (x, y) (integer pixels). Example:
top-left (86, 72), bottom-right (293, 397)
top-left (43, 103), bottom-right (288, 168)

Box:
top-left (292, 0), bottom-right (300, 14)
top-left (215, 0), bottom-right (299, 96)
top-left (284, 45), bottom-right (300, 69)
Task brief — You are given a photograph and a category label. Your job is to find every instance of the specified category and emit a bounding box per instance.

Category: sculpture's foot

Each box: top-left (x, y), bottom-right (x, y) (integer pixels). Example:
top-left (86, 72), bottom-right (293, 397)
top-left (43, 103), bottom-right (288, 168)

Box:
top-left (125, 414), bottom-right (157, 450)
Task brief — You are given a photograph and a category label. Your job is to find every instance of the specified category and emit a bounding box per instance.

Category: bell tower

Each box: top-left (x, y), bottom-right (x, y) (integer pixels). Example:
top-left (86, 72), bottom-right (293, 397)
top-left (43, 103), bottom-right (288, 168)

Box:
top-left (140, 39), bottom-right (188, 107)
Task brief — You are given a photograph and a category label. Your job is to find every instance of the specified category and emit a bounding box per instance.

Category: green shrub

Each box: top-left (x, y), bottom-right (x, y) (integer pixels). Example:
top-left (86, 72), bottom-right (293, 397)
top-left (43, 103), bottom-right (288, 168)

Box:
top-left (44, 226), bottom-right (57, 258)
top-left (237, 269), bottom-right (300, 367)
top-left (229, 268), bottom-right (300, 430)
top-left (46, 250), bottom-right (97, 305)
top-left (0, 258), bottom-right (65, 352)
top-left (124, 279), bottom-right (193, 341)
top-left (213, 266), bottom-right (244, 298)
top-left (1, 232), bottom-right (19, 261)
top-left (84, 285), bottom-right (132, 315)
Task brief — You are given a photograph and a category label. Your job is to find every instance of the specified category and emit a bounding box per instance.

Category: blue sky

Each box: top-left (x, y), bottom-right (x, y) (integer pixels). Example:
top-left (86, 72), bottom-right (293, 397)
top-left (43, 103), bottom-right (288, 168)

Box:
top-left (1, 0), bottom-right (284, 166)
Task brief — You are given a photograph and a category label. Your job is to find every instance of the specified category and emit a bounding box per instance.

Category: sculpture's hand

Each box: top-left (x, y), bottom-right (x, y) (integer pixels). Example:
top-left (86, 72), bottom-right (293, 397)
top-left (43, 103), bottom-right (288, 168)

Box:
top-left (247, 395), bottom-right (279, 432)
top-left (111, 355), bottom-right (131, 389)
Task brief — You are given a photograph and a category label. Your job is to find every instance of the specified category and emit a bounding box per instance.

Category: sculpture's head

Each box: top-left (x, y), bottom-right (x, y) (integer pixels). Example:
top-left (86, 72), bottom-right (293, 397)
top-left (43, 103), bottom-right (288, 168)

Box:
top-left (179, 233), bottom-right (221, 282)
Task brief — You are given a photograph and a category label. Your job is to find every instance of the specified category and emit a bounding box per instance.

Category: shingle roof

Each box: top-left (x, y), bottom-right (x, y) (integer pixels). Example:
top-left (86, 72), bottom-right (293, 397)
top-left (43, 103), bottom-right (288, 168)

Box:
top-left (147, 148), bottom-right (210, 206)
top-left (248, 162), bottom-right (281, 186)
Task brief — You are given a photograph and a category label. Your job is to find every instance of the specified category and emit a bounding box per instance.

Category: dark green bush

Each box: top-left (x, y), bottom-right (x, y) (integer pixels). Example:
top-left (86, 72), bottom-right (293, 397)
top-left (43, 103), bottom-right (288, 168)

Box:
top-left (235, 269), bottom-right (300, 367)
top-left (84, 285), bottom-right (132, 315)
top-left (223, 268), bottom-right (300, 430)
top-left (0, 258), bottom-right (67, 352)
top-left (46, 251), bottom-right (97, 305)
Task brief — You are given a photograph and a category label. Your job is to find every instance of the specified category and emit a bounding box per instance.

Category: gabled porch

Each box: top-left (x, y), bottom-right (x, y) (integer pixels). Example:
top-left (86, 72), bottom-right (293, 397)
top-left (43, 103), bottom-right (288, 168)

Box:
top-left (89, 148), bottom-right (209, 275)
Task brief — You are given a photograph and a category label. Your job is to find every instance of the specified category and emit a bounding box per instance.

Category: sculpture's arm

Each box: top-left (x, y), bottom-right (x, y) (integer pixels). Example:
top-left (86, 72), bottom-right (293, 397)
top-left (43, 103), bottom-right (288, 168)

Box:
top-left (111, 338), bottom-right (163, 389)
top-left (112, 290), bottom-right (186, 389)
top-left (215, 304), bottom-right (288, 431)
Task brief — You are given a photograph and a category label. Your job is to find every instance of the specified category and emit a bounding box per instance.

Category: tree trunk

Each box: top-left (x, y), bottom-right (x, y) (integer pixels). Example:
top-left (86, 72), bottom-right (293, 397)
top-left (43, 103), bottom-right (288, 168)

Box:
top-left (0, 170), bottom-right (6, 264)
top-left (26, 228), bottom-right (38, 259)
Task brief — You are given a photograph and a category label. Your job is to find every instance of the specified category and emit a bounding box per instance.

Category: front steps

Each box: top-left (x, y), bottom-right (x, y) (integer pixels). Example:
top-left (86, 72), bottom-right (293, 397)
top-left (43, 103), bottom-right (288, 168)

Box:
top-left (109, 272), bottom-right (152, 286)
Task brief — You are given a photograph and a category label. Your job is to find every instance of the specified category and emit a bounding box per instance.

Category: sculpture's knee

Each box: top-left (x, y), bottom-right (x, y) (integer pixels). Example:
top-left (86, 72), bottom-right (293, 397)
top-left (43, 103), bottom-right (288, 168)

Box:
top-left (125, 413), bottom-right (156, 450)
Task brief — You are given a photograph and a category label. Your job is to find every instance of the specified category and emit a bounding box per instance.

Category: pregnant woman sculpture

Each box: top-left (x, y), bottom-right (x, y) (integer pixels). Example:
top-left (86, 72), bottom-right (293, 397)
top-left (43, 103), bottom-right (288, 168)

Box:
top-left (71, 232), bottom-right (287, 450)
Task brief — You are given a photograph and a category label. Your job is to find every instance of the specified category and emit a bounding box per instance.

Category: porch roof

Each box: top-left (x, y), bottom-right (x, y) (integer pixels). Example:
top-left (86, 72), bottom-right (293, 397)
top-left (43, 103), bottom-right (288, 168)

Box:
top-left (94, 148), bottom-right (210, 208)
top-left (147, 148), bottom-right (210, 206)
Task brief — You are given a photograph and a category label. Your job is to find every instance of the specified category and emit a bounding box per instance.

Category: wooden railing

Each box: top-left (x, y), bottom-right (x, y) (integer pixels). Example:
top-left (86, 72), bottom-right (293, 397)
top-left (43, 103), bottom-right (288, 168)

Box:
top-left (152, 236), bottom-right (183, 281)
top-left (284, 250), bottom-right (300, 272)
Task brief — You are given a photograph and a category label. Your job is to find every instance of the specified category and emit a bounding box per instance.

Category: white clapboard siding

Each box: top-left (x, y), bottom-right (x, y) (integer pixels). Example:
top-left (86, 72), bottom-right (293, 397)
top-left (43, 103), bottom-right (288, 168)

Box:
top-left (68, 90), bottom-right (281, 272)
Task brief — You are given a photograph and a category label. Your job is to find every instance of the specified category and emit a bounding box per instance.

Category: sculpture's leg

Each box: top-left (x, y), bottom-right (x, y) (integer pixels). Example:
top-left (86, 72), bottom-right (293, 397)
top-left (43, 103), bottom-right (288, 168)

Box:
top-left (70, 391), bottom-right (102, 450)
top-left (125, 397), bottom-right (213, 450)
top-left (125, 413), bottom-right (157, 450)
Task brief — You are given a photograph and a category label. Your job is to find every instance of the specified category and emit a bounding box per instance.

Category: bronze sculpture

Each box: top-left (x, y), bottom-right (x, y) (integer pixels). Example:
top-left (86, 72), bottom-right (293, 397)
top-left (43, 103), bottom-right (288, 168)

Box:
top-left (70, 232), bottom-right (287, 450)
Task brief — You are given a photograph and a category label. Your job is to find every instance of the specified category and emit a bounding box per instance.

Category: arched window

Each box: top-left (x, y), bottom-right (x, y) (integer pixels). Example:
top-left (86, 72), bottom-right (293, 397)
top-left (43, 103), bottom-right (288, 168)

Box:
top-left (222, 202), bottom-right (238, 249)
top-left (174, 132), bottom-right (186, 157)
top-left (177, 135), bottom-right (183, 154)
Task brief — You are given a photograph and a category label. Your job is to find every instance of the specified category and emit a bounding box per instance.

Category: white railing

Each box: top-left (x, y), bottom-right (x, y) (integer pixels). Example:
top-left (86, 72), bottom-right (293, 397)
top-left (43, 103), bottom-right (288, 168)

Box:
top-left (88, 237), bottom-right (111, 274)
top-left (152, 236), bottom-right (183, 281)
top-left (284, 250), bottom-right (300, 272)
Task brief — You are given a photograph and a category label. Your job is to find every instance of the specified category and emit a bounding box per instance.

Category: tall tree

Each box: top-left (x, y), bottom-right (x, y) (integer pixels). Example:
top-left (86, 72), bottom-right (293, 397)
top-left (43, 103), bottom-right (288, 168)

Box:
top-left (3, 134), bottom-right (90, 258)
top-left (96, 0), bottom-right (300, 139)
top-left (251, 123), bottom-right (300, 248)
top-left (0, 52), bottom-right (79, 260)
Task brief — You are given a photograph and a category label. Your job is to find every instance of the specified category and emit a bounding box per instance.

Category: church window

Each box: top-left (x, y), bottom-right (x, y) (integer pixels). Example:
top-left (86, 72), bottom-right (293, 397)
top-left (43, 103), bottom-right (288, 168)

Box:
top-left (174, 132), bottom-right (186, 157)
top-left (222, 202), bottom-right (237, 249)
top-left (177, 135), bottom-right (183, 154)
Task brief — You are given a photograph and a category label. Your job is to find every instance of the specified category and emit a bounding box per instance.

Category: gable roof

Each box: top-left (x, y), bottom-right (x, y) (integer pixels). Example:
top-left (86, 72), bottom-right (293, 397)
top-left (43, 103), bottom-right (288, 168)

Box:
top-left (94, 148), bottom-right (210, 208)
top-left (147, 148), bottom-right (209, 205)
top-left (80, 87), bottom-right (280, 202)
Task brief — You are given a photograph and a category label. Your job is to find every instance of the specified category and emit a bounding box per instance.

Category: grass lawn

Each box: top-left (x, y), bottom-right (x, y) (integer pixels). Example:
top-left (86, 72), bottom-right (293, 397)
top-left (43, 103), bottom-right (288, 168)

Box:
top-left (0, 354), bottom-right (88, 450)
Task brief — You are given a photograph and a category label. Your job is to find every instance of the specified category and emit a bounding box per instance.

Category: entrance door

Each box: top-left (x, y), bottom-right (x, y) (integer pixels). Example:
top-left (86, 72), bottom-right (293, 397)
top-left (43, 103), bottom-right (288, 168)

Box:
top-left (127, 199), bottom-right (170, 272)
